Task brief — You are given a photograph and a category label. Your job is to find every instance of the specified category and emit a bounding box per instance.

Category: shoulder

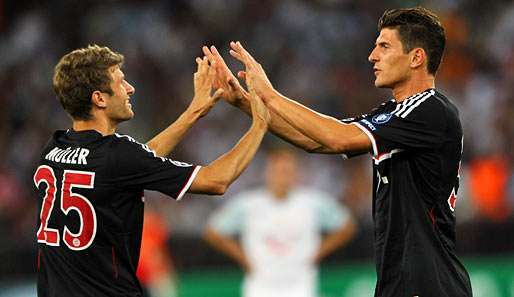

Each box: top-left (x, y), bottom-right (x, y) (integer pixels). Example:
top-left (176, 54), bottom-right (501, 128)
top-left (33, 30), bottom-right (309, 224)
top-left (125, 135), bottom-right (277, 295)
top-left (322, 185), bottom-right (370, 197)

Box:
top-left (432, 90), bottom-right (460, 119)
top-left (390, 89), bottom-right (455, 122)
top-left (340, 99), bottom-right (394, 123)
top-left (111, 133), bottom-right (157, 157)
top-left (233, 188), bottom-right (268, 203)
top-left (108, 133), bottom-right (161, 169)
top-left (220, 188), bottom-right (265, 212)
top-left (112, 133), bottom-right (142, 148)
top-left (112, 133), bottom-right (194, 168)
top-left (292, 187), bottom-right (335, 204)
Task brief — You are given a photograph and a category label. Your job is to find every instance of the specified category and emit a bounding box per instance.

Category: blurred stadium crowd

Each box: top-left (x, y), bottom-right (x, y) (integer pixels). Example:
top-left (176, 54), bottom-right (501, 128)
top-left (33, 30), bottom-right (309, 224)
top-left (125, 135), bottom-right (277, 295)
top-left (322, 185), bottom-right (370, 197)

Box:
top-left (0, 0), bottom-right (513, 283)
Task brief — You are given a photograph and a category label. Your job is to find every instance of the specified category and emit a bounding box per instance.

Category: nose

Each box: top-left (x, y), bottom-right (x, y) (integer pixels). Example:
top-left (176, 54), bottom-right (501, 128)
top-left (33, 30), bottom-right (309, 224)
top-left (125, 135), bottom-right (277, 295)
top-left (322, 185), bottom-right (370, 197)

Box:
top-left (368, 47), bottom-right (378, 63)
top-left (124, 80), bottom-right (135, 95)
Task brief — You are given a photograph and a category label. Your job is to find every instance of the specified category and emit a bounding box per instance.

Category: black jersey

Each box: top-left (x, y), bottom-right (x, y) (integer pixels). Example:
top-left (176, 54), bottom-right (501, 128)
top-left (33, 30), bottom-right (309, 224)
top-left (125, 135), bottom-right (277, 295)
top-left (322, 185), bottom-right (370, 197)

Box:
top-left (33, 130), bottom-right (200, 297)
top-left (344, 89), bottom-right (472, 297)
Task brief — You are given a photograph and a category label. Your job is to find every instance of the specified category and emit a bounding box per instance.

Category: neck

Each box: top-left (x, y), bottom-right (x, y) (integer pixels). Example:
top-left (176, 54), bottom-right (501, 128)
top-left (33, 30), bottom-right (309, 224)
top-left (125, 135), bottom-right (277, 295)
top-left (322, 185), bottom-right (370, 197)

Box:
top-left (392, 75), bottom-right (435, 103)
top-left (270, 186), bottom-right (289, 200)
top-left (73, 116), bottom-right (117, 136)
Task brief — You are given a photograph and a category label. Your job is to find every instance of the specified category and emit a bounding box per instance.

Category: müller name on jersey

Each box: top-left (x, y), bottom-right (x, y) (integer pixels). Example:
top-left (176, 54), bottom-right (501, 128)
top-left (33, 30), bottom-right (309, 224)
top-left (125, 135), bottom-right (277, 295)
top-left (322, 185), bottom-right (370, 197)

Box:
top-left (45, 146), bottom-right (90, 165)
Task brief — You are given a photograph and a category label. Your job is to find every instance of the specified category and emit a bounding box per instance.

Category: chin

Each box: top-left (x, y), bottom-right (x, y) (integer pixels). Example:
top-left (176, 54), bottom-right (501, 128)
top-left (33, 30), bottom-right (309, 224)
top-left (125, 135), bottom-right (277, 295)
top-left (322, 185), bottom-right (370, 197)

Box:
top-left (374, 79), bottom-right (392, 89)
top-left (117, 113), bottom-right (135, 123)
top-left (126, 108), bottom-right (135, 119)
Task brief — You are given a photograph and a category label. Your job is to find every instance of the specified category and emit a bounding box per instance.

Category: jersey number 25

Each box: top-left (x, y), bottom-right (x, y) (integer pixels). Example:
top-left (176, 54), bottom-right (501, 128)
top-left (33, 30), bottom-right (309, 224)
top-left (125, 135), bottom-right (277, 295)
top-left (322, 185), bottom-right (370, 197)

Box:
top-left (34, 165), bottom-right (97, 251)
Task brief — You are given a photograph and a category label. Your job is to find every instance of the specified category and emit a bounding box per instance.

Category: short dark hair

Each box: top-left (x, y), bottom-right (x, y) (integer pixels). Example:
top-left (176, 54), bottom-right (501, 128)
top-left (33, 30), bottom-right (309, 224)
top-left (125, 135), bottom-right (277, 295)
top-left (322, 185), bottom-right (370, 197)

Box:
top-left (53, 45), bottom-right (124, 120)
top-left (378, 7), bottom-right (445, 75)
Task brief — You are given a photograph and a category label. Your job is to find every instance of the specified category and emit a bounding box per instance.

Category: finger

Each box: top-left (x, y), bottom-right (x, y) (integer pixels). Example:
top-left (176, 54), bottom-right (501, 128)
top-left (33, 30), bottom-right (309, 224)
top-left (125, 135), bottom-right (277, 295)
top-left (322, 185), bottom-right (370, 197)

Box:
top-left (237, 71), bottom-right (246, 80)
top-left (199, 56), bottom-right (209, 74)
top-left (211, 46), bottom-right (228, 66)
top-left (230, 41), bottom-right (249, 62)
top-left (195, 57), bottom-right (203, 74)
top-left (207, 60), bottom-right (217, 81)
top-left (229, 49), bottom-right (245, 63)
top-left (202, 46), bottom-right (215, 63)
top-left (211, 46), bottom-right (223, 60)
top-left (234, 41), bottom-right (258, 64)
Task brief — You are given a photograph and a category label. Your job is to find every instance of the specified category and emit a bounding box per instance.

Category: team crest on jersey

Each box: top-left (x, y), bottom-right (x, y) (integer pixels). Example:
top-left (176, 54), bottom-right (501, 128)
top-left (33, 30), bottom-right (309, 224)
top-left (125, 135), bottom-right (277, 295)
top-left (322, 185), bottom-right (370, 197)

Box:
top-left (372, 113), bottom-right (392, 124)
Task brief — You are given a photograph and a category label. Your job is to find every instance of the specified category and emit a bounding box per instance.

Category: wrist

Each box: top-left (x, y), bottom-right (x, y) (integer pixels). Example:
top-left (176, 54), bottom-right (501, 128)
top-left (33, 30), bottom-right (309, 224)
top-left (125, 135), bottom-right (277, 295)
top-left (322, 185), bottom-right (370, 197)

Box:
top-left (251, 117), bottom-right (268, 130)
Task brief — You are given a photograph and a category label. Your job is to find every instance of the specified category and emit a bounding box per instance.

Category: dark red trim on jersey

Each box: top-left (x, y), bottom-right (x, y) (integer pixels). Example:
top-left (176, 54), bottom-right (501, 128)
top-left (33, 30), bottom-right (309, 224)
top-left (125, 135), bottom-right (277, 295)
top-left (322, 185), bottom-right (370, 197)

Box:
top-left (112, 246), bottom-right (118, 279)
top-left (374, 152), bottom-right (389, 161)
top-left (428, 207), bottom-right (436, 226)
top-left (37, 248), bottom-right (41, 271)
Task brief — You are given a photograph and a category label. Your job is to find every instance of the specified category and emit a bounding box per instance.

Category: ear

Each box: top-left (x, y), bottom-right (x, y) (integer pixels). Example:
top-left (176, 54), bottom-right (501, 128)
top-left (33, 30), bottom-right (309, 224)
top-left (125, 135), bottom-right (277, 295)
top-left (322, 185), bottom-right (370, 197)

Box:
top-left (410, 48), bottom-right (426, 70)
top-left (91, 90), bottom-right (108, 109)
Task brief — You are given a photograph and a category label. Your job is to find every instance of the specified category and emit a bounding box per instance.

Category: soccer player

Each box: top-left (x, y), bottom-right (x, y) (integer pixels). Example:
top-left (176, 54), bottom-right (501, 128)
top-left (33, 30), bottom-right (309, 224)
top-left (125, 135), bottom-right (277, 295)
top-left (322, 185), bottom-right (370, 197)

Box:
top-left (204, 6), bottom-right (473, 297)
top-left (34, 45), bottom-right (270, 297)
top-left (204, 148), bottom-right (356, 297)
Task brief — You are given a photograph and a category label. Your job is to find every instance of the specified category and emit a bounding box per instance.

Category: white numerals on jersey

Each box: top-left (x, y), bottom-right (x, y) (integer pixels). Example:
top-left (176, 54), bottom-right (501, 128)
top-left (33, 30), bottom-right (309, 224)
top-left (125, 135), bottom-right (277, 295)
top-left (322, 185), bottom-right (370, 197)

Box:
top-left (34, 166), bottom-right (97, 250)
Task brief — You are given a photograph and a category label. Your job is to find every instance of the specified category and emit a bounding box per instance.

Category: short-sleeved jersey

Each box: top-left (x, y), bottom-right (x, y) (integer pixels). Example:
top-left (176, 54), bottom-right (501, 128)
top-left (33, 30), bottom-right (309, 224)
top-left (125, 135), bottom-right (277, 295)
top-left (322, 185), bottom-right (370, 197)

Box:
top-left (343, 89), bottom-right (472, 297)
top-left (208, 187), bottom-right (351, 297)
top-left (33, 130), bottom-right (200, 297)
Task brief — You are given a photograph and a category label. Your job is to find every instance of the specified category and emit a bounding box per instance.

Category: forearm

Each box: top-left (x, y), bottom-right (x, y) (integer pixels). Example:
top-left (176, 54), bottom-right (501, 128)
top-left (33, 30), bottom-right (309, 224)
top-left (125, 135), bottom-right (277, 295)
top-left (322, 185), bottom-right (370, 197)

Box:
top-left (194, 120), bottom-right (267, 194)
top-left (146, 109), bottom-right (202, 157)
top-left (204, 228), bottom-right (249, 269)
top-left (233, 95), bottom-right (324, 152)
top-left (266, 92), bottom-right (367, 153)
top-left (314, 220), bottom-right (356, 263)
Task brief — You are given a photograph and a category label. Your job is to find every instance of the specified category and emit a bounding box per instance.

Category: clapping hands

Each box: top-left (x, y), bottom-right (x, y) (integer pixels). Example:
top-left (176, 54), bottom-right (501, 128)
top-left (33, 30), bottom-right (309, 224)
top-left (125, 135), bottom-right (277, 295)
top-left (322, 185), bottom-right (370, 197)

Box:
top-left (189, 57), bottom-right (225, 117)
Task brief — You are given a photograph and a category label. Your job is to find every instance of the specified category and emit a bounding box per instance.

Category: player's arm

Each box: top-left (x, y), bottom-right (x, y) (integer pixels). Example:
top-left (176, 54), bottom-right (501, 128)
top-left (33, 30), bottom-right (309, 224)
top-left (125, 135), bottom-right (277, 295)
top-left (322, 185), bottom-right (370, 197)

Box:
top-left (266, 92), bottom-right (371, 154)
top-left (202, 46), bottom-right (327, 153)
top-left (313, 218), bottom-right (356, 263)
top-left (188, 80), bottom-right (270, 195)
top-left (146, 57), bottom-right (224, 157)
top-left (229, 41), bottom-right (372, 154)
top-left (203, 227), bottom-right (250, 271)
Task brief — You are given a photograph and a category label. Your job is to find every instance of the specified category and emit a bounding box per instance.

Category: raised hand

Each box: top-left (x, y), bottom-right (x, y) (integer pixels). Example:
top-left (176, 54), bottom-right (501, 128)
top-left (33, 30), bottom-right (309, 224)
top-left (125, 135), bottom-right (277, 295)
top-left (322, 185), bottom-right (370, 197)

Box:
top-left (247, 69), bottom-right (271, 127)
top-left (229, 41), bottom-right (275, 102)
top-left (190, 56), bottom-right (225, 117)
top-left (202, 45), bottom-right (248, 107)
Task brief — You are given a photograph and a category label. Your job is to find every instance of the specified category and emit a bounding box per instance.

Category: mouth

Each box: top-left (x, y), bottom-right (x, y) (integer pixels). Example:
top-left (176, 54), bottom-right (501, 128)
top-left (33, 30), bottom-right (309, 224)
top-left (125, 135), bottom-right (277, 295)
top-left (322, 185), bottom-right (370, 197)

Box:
top-left (373, 68), bottom-right (380, 75)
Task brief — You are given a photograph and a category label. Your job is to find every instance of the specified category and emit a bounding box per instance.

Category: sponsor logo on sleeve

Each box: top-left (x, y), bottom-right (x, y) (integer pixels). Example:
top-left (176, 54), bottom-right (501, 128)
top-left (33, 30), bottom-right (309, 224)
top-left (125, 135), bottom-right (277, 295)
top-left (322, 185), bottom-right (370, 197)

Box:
top-left (372, 113), bottom-right (392, 124)
top-left (360, 119), bottom-right (376, 131)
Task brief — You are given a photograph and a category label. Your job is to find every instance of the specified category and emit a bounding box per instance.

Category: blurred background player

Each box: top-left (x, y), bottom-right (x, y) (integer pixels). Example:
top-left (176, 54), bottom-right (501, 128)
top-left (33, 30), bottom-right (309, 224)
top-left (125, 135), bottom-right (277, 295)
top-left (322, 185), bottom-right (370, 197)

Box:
top-left (204, 148), bottom-right (356, 297)
top-left (34, 45), bottom-right (270, 297)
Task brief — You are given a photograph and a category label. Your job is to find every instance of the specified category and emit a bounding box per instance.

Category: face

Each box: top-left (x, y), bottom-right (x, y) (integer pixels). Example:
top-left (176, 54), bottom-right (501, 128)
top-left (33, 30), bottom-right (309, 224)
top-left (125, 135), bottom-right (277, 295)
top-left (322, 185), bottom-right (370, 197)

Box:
top-left (368, 28), bottom-right (412, 89)
top-left (265, 151), bottom-right (298, 198)
top-left (104, 65), bottom-right (135, 123)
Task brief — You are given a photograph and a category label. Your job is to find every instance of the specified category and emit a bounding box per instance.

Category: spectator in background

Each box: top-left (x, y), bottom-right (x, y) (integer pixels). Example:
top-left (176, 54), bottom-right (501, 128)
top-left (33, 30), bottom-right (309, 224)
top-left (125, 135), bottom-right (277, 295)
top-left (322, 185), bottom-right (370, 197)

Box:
top-left (137, 206), bottom-right (177, 297)
top-left (204, 148), bottom-right (356, 297)
top-left (468, 155), bottom-right (511, 221)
